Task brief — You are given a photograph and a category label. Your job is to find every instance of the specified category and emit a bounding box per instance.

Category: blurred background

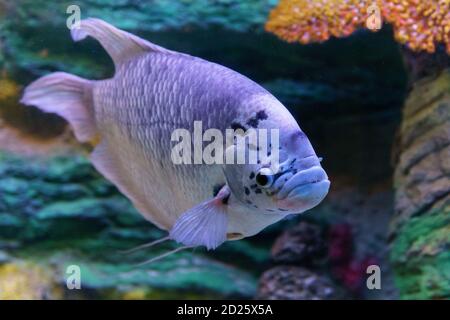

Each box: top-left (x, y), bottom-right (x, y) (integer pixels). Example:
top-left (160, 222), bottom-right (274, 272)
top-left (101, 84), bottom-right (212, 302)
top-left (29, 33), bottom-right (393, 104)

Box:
top-left (0, 0), bottom-right (448, 299)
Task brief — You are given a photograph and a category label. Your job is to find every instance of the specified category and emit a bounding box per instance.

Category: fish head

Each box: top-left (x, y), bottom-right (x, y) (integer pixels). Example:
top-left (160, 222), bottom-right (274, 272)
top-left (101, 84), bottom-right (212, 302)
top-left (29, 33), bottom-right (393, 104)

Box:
top-left (271, 130), bottom-right (331, 214)
top-left (223, 121), bottom-right (330, 216)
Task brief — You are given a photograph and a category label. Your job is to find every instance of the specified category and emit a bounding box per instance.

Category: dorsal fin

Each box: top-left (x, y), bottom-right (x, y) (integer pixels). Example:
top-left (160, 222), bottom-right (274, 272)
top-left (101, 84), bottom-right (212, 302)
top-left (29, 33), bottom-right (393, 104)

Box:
top-left (71, 18), bottom-right (172, 69)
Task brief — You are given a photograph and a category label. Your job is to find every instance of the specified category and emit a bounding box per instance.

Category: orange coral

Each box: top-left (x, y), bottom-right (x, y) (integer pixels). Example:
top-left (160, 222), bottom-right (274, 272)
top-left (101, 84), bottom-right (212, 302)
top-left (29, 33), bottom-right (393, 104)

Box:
top-left (266, 0), bottom-right (376, 44)
top-left (266, 0), bottom-right (450, 54)
top-left (382, 0), bottom-right (450, 54)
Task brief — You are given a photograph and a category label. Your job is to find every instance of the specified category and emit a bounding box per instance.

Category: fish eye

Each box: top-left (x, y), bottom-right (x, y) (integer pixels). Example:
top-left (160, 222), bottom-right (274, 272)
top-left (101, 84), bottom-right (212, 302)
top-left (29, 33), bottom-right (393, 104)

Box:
top-left (255, 168), bottom-right (274, 188)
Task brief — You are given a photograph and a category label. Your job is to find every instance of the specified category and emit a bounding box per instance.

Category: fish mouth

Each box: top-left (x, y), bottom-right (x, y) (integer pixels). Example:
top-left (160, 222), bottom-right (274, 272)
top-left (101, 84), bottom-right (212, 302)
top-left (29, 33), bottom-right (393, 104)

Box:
top-left (276, 165), bottom-right (330, 212)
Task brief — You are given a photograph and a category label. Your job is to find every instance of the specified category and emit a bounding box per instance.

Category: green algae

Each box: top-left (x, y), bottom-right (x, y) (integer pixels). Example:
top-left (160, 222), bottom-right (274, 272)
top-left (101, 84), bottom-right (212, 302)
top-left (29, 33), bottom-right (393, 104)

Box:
top-left (390, 207), bottom-right (450, 299)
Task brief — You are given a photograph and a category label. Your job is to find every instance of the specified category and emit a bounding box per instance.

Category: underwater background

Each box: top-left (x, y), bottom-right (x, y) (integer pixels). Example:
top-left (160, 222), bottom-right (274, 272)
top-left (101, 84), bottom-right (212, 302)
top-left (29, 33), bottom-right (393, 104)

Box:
top-left (0, 0), bottom-right (448, 300)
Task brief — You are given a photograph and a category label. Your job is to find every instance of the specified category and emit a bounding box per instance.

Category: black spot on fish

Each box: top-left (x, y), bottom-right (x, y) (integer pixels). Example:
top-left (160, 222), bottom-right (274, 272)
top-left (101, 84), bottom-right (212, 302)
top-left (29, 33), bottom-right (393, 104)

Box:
top-left (256, 110), bottom-right (268, 120)
top-left (244, 187), bottom-right (250, 195)
top-left (266, 209), bottom-right (275, 212)
top-left (250, 184), bottom-right (258, 189)
top-left (231, 122), bottom-right (246, 131)
top-left (255, 188), bottom-right (262, 194)
top-left (246, 110), bottom-right (268, 128)
top-left (267, 151), bottom-right (271, 156)
top-left (249, 172), bottom-right (255, 179)
top-left (278, 208), bottom-right (288, 212)
top-left (246, 118), bottom-right (259, 128)
top-left (212, 184), bottom-right (224, 197)
top-left (253, 204), bottom-right (258, 209)
top-left (246, 200), bottom-right (253, 205)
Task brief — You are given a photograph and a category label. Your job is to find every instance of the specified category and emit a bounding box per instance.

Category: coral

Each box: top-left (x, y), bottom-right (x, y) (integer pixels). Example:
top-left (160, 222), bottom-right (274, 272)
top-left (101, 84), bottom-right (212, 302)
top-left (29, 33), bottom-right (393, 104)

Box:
top-left (382, 0), bottom-right (450, 54)
top-left (266, 0), bottom-right (450, 54)
top-left (265, 0), bottom-right (374, 44)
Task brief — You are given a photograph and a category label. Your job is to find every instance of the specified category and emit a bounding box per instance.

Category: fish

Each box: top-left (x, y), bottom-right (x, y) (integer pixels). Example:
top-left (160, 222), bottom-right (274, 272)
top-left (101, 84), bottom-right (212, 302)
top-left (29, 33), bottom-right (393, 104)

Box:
top-left (21, 18), bottom-right (330, 253)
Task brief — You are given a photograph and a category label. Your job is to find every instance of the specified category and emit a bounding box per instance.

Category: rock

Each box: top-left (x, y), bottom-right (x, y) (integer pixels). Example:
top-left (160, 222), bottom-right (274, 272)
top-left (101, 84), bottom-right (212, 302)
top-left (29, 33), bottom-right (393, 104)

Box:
top-left (256, 266), bottom-right (341, 300)
top-left (271, 222), bottom-right (326, 264)
top-left (393, 70), bottom-right (450, 228)
top-left (391, 68), bottom-right (450, 299)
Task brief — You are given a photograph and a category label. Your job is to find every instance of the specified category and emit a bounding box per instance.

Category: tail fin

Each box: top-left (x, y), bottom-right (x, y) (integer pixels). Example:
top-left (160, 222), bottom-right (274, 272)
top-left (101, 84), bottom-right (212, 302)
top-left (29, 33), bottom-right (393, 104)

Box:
top-left (20, 72), bottom-right (97, 143)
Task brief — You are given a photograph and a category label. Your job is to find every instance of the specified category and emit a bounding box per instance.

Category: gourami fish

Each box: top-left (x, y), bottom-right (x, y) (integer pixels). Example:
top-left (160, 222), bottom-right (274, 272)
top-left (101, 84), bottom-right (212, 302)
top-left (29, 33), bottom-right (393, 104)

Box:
top-left (21, 19), bottom-right (330, 256)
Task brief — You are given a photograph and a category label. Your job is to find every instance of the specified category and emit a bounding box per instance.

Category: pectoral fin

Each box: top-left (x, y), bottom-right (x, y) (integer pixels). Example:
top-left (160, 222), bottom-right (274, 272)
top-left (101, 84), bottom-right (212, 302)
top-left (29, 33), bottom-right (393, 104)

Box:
top-left (170, 186), bottom-right (230, 250)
